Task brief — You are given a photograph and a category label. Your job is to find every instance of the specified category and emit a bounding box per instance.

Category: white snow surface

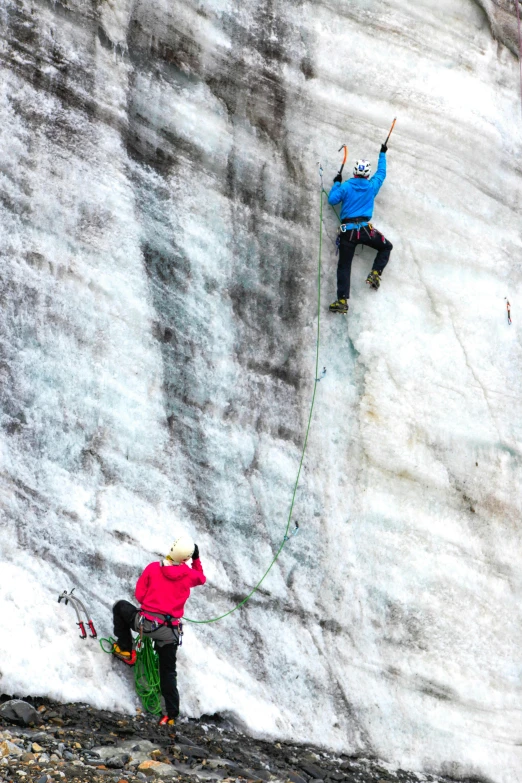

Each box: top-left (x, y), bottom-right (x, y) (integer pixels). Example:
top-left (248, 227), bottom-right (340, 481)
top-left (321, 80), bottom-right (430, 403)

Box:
top-left (0, 0), bottom-right (522, 780)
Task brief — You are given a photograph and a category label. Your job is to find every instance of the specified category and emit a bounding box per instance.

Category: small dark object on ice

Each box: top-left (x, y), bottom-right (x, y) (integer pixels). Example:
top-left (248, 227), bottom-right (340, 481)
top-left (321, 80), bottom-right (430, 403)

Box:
top-left (505, 298), bottom-right (512, 324)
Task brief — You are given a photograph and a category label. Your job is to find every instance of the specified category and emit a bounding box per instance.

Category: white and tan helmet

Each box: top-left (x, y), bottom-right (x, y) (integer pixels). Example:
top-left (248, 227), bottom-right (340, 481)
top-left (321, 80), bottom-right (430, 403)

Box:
top-left (166, 535), bottom-right (195, 564)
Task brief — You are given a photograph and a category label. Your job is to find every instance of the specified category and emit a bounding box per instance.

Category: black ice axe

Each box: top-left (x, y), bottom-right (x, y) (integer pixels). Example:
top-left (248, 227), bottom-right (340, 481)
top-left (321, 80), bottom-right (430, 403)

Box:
top-left (383, 117), bottom-right (397, 148)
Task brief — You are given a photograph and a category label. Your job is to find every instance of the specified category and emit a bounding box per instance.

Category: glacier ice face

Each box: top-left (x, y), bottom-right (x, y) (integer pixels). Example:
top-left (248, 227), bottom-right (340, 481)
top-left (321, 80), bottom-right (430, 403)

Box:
top-left (0, 0), bottom-right (522, 780)
top-left (476, 0), bottom-right (521, 53)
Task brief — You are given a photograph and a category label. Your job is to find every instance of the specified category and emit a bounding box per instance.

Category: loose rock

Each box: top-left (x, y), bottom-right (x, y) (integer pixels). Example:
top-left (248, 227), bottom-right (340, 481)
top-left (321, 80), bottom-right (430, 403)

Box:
top-left (0, 739), bottom-right (24, 758)
top-left (301, 763), bottom-right (326, 780)
top-left (0, 700), bottom-right (40, 726)
top-left (286, 772), bottom-right (308, 783)
top-left (138, 759), bottom-right (175, 778)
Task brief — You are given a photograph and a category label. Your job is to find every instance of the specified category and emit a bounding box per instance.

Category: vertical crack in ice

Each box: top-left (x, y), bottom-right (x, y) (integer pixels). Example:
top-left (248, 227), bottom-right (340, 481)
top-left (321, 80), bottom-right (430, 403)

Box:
top-left (446, 307), bottom-right (503, 444)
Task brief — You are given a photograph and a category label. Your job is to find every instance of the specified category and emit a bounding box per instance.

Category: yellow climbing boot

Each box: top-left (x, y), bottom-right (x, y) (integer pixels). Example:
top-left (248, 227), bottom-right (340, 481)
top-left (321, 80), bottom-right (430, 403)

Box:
top-left (366, 270), bottom-right (381, 290)
top-left (159, 715), bottom-right (175, 726)
top-left (329, 298), bottom-right (348, 314)
top-left (112, 644), bottom-right (137, 666)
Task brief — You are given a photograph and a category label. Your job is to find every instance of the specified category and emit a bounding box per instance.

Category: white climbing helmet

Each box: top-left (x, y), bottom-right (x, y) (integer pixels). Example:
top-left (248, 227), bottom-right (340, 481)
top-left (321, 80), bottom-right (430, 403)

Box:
top-left (167, 535), bottom-right (195, 564)
top-left (353, 159), bottom-right (371, 178)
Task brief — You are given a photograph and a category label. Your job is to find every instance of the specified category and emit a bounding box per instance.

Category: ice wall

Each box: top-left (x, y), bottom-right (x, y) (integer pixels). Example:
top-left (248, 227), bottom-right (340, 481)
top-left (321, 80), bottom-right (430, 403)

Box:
top-left (1, 0), bottom-right (522, 780)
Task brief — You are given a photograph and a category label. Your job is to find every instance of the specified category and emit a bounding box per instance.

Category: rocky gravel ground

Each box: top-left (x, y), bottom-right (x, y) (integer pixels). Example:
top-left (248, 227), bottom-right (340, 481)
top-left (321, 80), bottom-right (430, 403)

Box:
top-left (0, 697), bottom-right (470, 783)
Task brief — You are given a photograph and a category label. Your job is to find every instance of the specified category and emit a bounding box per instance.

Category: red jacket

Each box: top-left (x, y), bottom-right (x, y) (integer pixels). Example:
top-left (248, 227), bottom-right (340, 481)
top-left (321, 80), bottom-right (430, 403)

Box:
top-left (135, 558), bottom-right (206, 621)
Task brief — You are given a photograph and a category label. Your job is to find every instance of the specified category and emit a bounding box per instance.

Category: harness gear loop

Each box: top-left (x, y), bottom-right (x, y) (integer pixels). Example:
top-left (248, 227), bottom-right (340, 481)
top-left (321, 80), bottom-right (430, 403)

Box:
top-left (283, 522), bottom-right (300, 542)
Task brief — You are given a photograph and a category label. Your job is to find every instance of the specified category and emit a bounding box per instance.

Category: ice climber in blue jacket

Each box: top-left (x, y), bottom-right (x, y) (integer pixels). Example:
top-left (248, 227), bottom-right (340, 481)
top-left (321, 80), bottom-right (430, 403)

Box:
top-left (327, 142), bottom-right (392, 314)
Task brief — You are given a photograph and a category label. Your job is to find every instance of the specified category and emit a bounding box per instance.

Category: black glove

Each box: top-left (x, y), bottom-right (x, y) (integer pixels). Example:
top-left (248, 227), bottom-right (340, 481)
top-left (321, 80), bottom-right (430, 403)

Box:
top-left (380, 143), bottom-right (388, 153)
top-left (192, 544), bottom-right (200, 561)
top-left (333, 174), bottom-right (342, 184)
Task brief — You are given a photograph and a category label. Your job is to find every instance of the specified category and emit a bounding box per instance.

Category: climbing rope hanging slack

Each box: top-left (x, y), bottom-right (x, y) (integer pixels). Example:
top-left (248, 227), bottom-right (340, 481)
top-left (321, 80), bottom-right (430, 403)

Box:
top-left (184, 179), bottom-right (325, 625)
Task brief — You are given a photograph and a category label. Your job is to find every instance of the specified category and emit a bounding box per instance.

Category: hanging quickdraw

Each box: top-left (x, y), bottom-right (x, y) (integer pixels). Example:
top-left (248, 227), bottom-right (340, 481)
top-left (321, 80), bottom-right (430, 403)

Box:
top-left (283, 522), bottom-right (300, 542)
top-left (58, 589), bottom-right (97, 639)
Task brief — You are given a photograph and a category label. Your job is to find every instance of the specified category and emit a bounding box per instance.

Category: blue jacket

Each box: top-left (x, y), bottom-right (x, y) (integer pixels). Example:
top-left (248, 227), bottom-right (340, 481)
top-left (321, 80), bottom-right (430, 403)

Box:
top-left (328, 153), bottom-right (386, 229)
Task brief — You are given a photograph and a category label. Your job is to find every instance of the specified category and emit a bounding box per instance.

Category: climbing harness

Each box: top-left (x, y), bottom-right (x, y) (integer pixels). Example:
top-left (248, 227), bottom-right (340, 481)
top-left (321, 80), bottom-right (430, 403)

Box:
top-left (338, 223), bottom-right (386, 247)
top-left (137, 610), bottom-right (183, 646)
top-left (184, 168), bottom-right (326, 625)
top-left (58, 589), bottom-right (97, 639)
top-left (339, 216), bottom-right (371, 231)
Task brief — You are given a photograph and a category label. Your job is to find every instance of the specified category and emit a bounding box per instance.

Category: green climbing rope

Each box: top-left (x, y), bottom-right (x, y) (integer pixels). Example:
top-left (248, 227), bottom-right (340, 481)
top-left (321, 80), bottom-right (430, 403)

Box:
top-left (323, 189), bottom-right (342, 223)
top-left (134, 637), bottom-right (162, 715)
top-left (95, 187), bottom-right (325, 713)
top-left (99, 635), bottom-right (162, 715)
top-left (185, 187), bottom-right (325, 625)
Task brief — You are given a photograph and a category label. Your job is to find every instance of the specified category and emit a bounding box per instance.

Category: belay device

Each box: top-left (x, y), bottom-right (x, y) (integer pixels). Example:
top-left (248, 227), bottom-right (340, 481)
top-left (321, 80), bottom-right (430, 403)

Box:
top-left (58, 588), bottom-right (97, 639)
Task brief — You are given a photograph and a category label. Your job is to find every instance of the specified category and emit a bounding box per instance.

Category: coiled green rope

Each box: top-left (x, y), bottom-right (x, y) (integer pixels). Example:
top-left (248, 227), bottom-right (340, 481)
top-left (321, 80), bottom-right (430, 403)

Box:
top-left (134, 638), bottom-right (161, 715)
top-left (99, 636), bottom-right (162, 715)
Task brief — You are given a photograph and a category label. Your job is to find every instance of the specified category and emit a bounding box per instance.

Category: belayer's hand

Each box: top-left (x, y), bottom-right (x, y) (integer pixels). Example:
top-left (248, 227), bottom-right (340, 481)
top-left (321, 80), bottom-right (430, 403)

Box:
top-left (333, 174), bottom-right (342, 184)
top-left (380, 143), bottom-right (388, 153)
top-left (192, 544), bottom-right (200, 561)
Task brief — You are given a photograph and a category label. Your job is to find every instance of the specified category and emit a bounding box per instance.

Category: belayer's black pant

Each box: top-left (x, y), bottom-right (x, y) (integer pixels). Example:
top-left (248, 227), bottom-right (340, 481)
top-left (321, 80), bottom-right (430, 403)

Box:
top-left (113, 600), bottom-right (138, 653)
top-left (337, 225), bottom-right (393, 299)
top-left (112, 600), bottom-right (180, 719)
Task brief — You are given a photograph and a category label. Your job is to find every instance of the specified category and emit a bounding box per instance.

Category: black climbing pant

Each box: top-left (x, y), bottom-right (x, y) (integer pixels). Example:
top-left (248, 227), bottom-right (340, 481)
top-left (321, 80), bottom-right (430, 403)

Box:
top-left (337, 225), bottom-right (393, 299)
top-left (113, 599), bottom-right (138, 652)
top-left (112, 600), bottom-right (180, 719)
top-left (157, 642), bottom-right (179, 720)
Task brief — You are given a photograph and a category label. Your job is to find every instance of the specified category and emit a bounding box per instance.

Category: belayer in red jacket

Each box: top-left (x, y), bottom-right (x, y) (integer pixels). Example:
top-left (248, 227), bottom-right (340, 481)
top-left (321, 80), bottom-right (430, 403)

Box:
top-left (112, 535), bottom-right (206, 726)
